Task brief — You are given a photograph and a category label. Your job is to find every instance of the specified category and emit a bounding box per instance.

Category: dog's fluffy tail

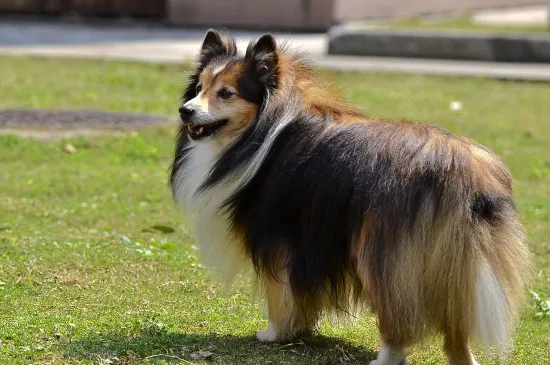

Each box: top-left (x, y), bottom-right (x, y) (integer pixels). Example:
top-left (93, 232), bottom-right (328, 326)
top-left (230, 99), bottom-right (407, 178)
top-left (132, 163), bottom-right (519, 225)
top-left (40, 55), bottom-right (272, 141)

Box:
top-left (474, 265), bottom-right (515, 355)
top-left (471, 211), bottom-right (530, 356)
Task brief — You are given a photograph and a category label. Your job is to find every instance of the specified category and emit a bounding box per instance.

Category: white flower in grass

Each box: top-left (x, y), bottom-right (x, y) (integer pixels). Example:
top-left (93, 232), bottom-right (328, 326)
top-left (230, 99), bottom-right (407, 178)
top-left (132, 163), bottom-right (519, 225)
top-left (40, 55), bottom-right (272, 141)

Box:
top-left (449, 101), bottom-right (463, 111)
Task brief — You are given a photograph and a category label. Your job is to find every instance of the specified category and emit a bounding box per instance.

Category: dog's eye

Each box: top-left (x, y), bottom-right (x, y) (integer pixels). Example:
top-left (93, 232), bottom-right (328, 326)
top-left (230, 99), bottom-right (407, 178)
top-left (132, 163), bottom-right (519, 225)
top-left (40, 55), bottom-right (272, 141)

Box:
top-left (217, 88), bottom-right (234, 100)
top-left (196, 84), bottom-right (202, 94)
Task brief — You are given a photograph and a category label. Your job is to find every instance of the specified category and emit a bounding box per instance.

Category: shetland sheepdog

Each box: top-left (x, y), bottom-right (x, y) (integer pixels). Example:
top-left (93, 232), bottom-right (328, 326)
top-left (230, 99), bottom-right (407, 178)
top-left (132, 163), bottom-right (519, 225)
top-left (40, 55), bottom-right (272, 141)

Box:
top-left (170, 29), bottom-right (530, 365)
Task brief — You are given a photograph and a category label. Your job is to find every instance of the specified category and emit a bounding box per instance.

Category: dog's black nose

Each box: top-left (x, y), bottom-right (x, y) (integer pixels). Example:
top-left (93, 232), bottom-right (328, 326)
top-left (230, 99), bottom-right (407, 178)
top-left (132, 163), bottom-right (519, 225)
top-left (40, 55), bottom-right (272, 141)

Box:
top-left (179, 106), bottom-right (195, 118)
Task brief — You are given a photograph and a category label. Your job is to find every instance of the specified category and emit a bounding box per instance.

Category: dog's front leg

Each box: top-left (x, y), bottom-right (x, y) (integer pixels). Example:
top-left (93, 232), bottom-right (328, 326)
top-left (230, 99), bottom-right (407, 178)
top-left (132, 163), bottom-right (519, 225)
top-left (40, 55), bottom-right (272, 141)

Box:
top-left (257, 276), bottom-right (290, 342)
top-left (257, 274), bottom-right (317, 343)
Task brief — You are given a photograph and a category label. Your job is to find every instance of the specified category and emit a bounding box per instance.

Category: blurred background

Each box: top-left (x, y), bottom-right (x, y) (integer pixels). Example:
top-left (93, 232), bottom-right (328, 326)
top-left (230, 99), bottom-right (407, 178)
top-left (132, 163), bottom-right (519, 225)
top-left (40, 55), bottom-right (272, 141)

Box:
top-left (1, 1), bottom-right (549, 365)
top-left (0, 0), bottom-right (549, 70)
top-left (0, 0), bottom-right (549, 30)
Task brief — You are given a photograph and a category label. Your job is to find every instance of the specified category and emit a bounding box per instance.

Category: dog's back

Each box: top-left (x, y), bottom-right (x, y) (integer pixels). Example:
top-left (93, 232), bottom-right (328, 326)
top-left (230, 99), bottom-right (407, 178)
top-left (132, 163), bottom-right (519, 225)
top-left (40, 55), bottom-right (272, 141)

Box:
top-left (225, 114), bottom-right (529, 352)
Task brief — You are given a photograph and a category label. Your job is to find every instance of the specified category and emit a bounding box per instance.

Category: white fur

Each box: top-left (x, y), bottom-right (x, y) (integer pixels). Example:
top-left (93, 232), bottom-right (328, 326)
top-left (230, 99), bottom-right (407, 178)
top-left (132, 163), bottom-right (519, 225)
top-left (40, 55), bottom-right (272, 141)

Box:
top-left (183, 96), bottom-right (216, 125)
top-left (213, 62), bottom-right (228, 77)
top-left (231, 100), bottom-right (299, 190)
top-left (173, 104), bottom-right (297, 282)
top-left (173, 141), bottom-right (219, 209)
top-left (369, 344), bottom-right (408, 365)
top-left (193, 189), bottom-right (248, 281)
top-left (257, 322), bottom-right (279, 343)
top-left (474, 264), bottom-right (510, 356)
top-left (172, 141), bottom-right (246, 281)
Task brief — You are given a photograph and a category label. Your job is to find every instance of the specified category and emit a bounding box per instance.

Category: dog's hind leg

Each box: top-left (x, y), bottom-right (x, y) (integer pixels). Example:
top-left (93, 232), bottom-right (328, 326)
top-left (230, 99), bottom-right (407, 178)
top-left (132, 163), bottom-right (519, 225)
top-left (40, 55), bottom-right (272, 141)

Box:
top-left (369, 314), bottom-right (412, 365)
top-left (362, 250), bottom-right (424, 365)
top-left (443, 331), bottom-right (480, 365)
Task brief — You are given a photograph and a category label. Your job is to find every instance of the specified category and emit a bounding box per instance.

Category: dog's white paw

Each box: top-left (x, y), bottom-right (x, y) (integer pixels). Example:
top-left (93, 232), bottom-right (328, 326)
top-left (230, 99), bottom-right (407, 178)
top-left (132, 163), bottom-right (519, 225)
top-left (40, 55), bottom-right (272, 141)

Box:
top-left (370, 344), bottom-right (408, 365)
top-left (257, 322), bottom-right (279, 343)
top-left (369, 360), bottom-right (408, 365)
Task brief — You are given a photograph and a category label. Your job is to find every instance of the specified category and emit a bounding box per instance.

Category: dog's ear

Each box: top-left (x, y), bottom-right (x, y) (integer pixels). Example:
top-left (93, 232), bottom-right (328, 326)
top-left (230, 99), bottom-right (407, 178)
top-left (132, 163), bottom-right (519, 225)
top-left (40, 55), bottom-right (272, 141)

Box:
top-left (245, 34), bottom-right (278, 88)
top-left (199, 29), bottom-right (237, 65)
top-left (183, 30), bottom-right (235, 103)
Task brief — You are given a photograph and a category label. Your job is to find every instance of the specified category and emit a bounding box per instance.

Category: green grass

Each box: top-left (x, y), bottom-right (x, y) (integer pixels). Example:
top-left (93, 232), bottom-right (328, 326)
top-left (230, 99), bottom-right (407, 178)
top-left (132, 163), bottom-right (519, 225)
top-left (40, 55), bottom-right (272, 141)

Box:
top-left (1, 56), bottom-right (549, 364)
top-left (385, 16), bottom-right (549, 33)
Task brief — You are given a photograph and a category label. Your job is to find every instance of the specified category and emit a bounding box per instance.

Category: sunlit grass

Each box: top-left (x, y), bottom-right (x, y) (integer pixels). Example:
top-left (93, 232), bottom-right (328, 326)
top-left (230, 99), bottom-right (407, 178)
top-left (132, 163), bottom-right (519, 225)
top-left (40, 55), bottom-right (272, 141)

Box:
top-left (0, 56), bottom-right (549, 364)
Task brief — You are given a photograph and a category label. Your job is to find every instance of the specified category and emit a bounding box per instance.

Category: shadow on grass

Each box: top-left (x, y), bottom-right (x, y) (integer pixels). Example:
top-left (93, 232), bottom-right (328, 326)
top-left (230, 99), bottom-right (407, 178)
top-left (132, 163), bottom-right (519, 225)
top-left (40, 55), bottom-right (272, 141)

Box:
top-left (63, 328), bottom-right (377, 364)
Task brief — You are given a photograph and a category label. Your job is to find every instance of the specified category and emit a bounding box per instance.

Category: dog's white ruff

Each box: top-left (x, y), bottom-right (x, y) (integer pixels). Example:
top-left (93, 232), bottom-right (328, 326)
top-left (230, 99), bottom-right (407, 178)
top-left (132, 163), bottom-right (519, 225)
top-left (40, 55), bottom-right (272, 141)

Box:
top-left (173, 107), bottom-right (297, 281)
top-left (173, 141), bottom-right (246, 280)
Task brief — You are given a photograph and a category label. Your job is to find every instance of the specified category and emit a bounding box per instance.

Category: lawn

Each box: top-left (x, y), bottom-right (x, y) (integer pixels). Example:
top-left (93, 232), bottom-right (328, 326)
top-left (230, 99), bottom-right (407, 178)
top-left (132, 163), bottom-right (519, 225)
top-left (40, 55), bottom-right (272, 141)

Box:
top-left (385, 16), bottom-right (549, 33)
top-left (0, 56), bottom-right (549, 365)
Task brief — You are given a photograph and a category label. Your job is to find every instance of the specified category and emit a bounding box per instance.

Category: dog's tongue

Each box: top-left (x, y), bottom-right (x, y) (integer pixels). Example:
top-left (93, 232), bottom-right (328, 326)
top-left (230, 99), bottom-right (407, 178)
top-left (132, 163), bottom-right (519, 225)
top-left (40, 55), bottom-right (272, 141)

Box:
top-left (187, 125), bottom-right (203, 137)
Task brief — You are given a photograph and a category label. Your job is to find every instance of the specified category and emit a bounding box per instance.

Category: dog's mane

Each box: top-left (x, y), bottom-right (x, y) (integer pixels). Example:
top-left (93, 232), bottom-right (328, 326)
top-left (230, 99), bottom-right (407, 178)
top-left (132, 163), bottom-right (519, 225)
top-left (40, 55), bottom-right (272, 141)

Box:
top-left (273, 45), bottom-right (365, 120)
top-left (200, 42), bottom-right (366, 193)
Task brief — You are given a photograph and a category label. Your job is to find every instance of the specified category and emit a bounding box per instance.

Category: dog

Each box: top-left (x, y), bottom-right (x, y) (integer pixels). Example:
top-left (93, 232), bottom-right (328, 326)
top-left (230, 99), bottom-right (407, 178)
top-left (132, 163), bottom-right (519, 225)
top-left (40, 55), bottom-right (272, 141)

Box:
top-left (170, 29), bottom-right (530, 365)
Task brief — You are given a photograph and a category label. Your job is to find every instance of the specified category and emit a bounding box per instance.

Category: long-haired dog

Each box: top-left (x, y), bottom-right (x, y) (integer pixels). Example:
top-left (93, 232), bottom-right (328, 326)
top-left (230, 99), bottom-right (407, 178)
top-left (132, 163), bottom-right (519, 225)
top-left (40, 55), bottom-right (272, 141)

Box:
top-left (170, 30), bottom-right (530, 365)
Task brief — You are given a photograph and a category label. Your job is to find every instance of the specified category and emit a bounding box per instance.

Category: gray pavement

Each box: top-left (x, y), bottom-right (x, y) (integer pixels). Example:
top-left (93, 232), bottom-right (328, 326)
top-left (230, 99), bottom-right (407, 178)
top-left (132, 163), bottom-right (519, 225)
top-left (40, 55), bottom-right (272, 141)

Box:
top-left (0, 20), bottom-right (327, 60)
top-left (1, 20), bottom-right (550, 81)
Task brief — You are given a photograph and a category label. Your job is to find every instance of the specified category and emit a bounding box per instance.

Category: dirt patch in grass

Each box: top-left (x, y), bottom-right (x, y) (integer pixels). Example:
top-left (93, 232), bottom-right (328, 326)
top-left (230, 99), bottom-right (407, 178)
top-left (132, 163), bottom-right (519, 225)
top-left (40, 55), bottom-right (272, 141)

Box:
top-left (0, 108), bottom-right (175, 139)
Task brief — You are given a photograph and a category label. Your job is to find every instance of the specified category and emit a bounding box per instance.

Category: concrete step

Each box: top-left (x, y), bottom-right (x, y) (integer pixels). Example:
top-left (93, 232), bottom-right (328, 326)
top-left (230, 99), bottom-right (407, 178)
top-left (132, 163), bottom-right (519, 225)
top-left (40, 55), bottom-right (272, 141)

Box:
top-left (473, 5), bottom-right (550, 27)
top-left (328, 27), bottom-right (550, 63)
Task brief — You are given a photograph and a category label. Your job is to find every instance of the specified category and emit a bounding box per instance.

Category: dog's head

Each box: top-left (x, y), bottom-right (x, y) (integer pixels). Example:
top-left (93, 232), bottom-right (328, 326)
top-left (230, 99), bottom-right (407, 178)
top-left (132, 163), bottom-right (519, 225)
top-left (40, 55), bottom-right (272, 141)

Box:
top-left (179, 30), bottom-right (279, 142)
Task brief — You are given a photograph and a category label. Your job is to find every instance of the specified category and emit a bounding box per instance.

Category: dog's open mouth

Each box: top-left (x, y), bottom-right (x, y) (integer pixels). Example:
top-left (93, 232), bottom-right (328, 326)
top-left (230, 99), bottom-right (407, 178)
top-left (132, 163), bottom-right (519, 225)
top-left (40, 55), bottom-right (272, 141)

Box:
top-left (186, 119), bottom-right (228, 140)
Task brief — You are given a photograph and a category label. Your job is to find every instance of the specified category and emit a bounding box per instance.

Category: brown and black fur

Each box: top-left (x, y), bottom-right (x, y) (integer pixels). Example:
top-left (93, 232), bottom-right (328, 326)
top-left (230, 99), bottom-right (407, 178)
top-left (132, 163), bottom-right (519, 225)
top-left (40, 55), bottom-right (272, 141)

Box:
top-left (171, 30), bottom-right (531, 364)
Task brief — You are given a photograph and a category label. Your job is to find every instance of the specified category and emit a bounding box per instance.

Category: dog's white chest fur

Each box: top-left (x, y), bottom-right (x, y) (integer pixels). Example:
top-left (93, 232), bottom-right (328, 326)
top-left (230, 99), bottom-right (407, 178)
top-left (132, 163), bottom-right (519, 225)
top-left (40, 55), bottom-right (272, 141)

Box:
top-left (173, 141), bottom-right (247, 280)
top-left (173, 142), bottom-right (220, 208)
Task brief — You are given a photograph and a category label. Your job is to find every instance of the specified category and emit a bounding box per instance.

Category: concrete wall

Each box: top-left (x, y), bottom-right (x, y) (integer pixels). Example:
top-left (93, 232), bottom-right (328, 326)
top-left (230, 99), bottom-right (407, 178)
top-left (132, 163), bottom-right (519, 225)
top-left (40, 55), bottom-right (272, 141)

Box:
top-left (334, 0), bottom-right (394, 21)
top-left (334, 0), bottom-right (550, 22)
top-left (168, 0), bottom-right (334, 30)
top-left (168, 0), bottom-right (549, 29)
top-left (397, 0), bottom-right (550, 18)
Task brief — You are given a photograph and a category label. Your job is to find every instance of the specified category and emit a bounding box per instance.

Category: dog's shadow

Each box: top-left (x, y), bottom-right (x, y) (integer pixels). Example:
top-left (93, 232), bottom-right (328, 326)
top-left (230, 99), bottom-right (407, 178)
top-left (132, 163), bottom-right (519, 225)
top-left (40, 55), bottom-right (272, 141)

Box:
top-left (63, 328), bottom-right (377, 364)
